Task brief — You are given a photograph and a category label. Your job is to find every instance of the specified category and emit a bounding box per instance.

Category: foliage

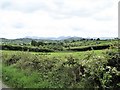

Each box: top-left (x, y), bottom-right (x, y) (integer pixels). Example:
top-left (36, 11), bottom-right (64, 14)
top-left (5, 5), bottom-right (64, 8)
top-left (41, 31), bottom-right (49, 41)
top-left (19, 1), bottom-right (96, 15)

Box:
top-left (1, 44), bottom-right (54, 52)
top-left (2, 48), bottom-right (120, 88)
top-left (1, 38), bottom-right (119, 88)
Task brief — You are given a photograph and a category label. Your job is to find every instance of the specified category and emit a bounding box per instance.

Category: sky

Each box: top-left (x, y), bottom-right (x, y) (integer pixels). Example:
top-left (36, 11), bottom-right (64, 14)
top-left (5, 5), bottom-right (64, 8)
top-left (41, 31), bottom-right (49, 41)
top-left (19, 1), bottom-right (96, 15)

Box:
top-left (0, 0), bottom-right (119, 39)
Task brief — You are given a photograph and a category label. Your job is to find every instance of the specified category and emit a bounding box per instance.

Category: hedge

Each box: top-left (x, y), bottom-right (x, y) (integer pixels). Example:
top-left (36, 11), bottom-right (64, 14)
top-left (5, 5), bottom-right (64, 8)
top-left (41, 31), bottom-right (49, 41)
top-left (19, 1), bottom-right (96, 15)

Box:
top-left (0, 45), bottom-right (54, 52)
top-left (68, 45), bottom-right (110, 51)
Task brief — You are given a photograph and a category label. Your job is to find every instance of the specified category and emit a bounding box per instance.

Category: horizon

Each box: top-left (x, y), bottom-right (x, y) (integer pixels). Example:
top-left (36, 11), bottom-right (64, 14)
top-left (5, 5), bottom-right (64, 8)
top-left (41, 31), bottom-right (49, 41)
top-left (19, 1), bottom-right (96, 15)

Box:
top-left (0, 0), bottom-right (119, 39)
top-left (0, 36), bottom-right (117, 40)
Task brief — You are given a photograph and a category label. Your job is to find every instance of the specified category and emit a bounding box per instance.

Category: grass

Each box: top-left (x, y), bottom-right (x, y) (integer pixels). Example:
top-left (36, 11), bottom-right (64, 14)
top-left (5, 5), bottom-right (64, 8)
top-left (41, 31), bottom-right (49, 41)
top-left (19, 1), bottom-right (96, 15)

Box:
top-left (2, 64), bottom-right (47, 88)
top-left (1, 49), bottom-right (108, 68)
top-left (1, 38), bottom-right (119, 88)
top-left (1, 49), bottom-right (107, 59)
top-left (1, 47), bottom-right (119, 88)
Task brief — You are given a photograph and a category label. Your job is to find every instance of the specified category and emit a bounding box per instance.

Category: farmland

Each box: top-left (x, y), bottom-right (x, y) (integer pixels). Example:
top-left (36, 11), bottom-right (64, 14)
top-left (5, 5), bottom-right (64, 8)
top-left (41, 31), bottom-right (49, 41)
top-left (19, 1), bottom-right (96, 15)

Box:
top-left (1, 38), bottom-right (120, 88)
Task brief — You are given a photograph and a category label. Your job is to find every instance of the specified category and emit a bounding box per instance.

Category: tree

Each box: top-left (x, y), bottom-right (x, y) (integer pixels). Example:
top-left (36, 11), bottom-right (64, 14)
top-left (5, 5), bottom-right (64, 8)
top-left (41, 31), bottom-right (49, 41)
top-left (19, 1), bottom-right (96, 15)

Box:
top-left (96, 38), bottom-right (100, 41)
top-left (31, 40), bottom-right (37, 46)
top-left (38, 41), bottom-right (44, 46)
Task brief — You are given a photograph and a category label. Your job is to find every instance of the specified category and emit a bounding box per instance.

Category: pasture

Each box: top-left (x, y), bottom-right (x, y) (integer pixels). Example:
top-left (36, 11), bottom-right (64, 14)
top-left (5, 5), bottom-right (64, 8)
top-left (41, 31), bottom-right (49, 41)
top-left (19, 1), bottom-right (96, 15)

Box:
top-left (1, 48), bottom-right (120, 88)
top-left (1, 38), bottom-right (120, 88)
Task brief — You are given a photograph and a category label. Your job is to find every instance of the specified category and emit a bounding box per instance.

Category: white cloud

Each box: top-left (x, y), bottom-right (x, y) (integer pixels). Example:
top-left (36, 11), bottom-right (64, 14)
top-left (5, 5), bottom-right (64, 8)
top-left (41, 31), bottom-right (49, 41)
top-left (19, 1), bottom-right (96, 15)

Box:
top-left (0, 0), bottom-right (119, 39)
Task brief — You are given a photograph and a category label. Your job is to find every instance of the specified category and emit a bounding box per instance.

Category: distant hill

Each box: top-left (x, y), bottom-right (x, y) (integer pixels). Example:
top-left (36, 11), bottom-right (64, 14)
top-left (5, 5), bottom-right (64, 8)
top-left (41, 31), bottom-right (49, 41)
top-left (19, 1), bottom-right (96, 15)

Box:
top-left (25, 36), bottom-right (73, 40)
top-left (25, 36), bottom-right (116, 40)
top-left (63, 36), bottom-right (83, 41)
top-left (1, 38), bottom-right (33, 44)
top-left (0, 36), bottom-right (116, 45)
top-left (1, 36), bottom-right (83, 44)
top-left (1, 37), bottom-right (68, 44)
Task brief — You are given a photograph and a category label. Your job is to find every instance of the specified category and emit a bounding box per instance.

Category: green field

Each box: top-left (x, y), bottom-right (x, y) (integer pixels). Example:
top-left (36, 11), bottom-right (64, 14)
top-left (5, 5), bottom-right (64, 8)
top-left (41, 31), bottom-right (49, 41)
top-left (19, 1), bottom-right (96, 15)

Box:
top-left (1, 38), bottom-right (120, 88)
top-left (2, 48), bottom-right (120, 88)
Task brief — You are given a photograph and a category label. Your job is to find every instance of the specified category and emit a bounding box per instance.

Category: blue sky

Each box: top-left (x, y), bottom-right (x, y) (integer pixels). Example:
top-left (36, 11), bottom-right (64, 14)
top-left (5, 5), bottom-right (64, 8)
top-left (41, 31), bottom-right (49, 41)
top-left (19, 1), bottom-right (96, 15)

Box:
top-left (0, 0), bottom-right (119, 39)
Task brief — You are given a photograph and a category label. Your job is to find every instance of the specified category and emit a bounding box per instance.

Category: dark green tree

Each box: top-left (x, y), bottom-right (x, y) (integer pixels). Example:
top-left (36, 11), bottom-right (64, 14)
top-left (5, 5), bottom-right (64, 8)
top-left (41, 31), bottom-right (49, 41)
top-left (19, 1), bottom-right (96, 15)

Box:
top-left (96, 38), bottom-right (100, 41)
top-left (31, 40), bottom-right (37, 46)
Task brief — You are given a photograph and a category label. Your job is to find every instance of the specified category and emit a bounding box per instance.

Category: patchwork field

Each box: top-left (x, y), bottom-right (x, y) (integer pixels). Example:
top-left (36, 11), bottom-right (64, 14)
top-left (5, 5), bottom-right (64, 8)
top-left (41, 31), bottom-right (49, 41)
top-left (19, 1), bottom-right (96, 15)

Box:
top-left (1, 38), bottom-right (120, 88)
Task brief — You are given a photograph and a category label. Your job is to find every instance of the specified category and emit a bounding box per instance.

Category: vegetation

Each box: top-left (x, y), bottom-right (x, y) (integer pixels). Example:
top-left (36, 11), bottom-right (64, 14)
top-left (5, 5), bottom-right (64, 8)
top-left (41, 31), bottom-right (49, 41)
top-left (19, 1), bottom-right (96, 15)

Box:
top-left (1, 38), bottom-right (118, 52)
top-left (1, 37), bottom-right (120, 88)
top-left (1, 44), bottom-right (54, 52)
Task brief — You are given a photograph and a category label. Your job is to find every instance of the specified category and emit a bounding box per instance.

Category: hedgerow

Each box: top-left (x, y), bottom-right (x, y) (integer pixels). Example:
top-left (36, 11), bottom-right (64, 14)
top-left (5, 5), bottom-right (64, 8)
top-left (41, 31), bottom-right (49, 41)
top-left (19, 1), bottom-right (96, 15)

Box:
top-left (2, 49), bottom-right (120, 88)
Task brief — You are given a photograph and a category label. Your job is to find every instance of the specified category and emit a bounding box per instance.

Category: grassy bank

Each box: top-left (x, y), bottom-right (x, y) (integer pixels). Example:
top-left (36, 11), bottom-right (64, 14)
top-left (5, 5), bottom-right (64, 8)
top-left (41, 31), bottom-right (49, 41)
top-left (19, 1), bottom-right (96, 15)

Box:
top-left (2, 64), bottom-right (53, 88)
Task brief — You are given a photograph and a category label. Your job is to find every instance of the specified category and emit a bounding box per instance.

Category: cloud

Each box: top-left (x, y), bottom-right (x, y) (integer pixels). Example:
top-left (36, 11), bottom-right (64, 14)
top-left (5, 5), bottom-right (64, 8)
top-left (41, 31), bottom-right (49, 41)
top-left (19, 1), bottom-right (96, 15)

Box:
top-left (13, 23), bottom-right (25, 29)
top-left (0, 0), bottom-right (49, 13)
top-left (0, 0), bottom-right (119, 39)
